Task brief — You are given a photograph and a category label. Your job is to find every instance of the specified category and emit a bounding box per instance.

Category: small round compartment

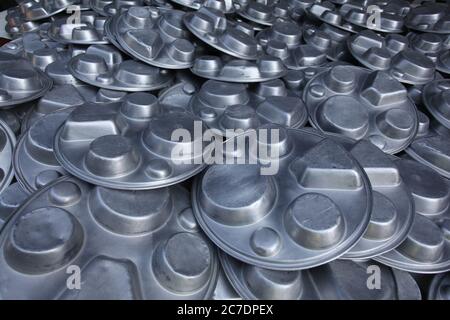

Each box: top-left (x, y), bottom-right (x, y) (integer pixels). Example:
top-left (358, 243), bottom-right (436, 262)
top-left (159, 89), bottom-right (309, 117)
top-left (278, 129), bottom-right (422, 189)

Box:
top-left (5, 207), bottom-right (84, 275)
top-left (152, 232), bottom-right (213, 293)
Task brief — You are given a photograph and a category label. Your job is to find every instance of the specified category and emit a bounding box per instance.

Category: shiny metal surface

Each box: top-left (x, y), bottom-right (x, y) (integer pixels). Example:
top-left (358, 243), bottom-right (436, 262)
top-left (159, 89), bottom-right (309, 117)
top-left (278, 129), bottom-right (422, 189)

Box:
top-left (184, 7), bottom-right (262, 60)
top-left (192, 126), bottom-right (371, 270)
top-left (54, 98), bottom-right (210, 189)
top-left (68, 44), bottom-right (173, 91)
top-left (48, 11), bottom-right (109, 45)
top-left (220, 251), bottom-right (421, 299)
top-left (304, 65), bottom-right (418, 154)
top-left (0, 176), bottom-right (218, 299)
top-left (191, 54), bottom-right (286, 82)
top-left (0, 52), bottom-right (53, 108)
top-left (113, 7), bottom-right (199, 69)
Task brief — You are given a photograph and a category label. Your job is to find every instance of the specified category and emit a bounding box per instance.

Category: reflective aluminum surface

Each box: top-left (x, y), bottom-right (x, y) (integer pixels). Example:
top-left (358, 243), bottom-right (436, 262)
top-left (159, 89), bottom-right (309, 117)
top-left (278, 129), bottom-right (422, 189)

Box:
top-left (375, 158), bottom-right (450, 274)
top-left (14, 109), bottom-right (73, 193)
top-left (48, 11), bottom-right (109, 45)
top-left (188, 79), bottom-right (308, 134)
top-left (0, 176), bottom-right (219, 299)
top-left (192, 126), bottom-right (371, 270)
top-left (19, 0), bottom-right (76, 21)
top-left (257, 21), bottom-right (328, 70)
top-left (0, 119), bottom-right (16, 196)
top-left (303, 65), bottom-right (418, 154)
top-left (0, 183), bottom-right (28, 231)
top-left (428, 272), bottom-right (450, 300)
top-left (405, 112), bottom-right (450, 179)
top-left (347, 30), bottom-right (437, 85)
top-left (184, 7), bottom-right (262, 60)
top-left (405, 3), bottom-right (450, 34)
top-left (54, 98), bottom-right (210, 189)
top-left (68, 44), bottom-right (173, 91)
top-left (113, 7), bottom-right (199, 69)
top-left (0, 52), bottom-right (53, 108)
top-left (191, 55), bottom-right (286, 83)
top-left (220, 252), bottom-right (421, 299)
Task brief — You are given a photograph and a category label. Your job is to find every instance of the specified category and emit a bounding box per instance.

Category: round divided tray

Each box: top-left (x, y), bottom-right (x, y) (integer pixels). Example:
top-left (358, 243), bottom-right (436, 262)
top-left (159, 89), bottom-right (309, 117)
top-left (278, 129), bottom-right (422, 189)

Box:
top-left (113, 7), bottom-right (200, 69)
top-left (19, 0), bottom-right (76, 21)
top-left (188, 79), bottom-right (308, 135)
top-left (408, 32), bottom-right (450, 63)
top-left (183, 7), bottom-right (262, 60)
top-left (68, 44), bottom-right (173, 91)
top-left (48, 11), bottom-right (109, 45)
top-left (374, 158), bottom-right (450, 274)
top-left (428, 272), bottom-right (450, 300)
top-left (257, 21), bottom-right (328, 70)
top-left (0, 176), bottom-right (218, 299)
top-left (405, 3), bottom-right (450, 34)
top-left (170, 0), bottom-right (236, 13)
top-left (405, 112), bottom-right (450, 179)
top-left (235, 0), bottom-right (297, 27)
top-left (302, 23), bottom-right (352, 62)
top-left (6, 6), bottom-right (42, 38)
top-left (437, 50), bottom-right (450, 75)
top-left (158, 82), bottom-right (199, 110)
top-left (0, 183), bottom-right (29, 231)
top-left (54, 97), bottom-right (211, 189)
top-left (303, 65), bottom-right (418, 154)
top-left (220, 252), bottom-right (421, 299)
top-left (0, 52), bottom-right (53, 108)
top-left (306, 2), bottom-right (363, 34)
top-left (347, 29), bottom-right (437, 85)
top-left (396, 157), bottom-right (450, 221)
top-left (89, 0), bottom-right (113, 16)
top-left (22, 85), bottom-right (127, 131)
top-left (331, 139), bottom-right (415, 260)
top-left (192, 126), bottom-right (372, 270)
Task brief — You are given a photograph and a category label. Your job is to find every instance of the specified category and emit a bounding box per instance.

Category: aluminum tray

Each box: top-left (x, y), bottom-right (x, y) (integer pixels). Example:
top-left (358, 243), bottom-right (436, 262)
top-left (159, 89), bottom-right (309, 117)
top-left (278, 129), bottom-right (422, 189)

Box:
top-left (54, 99), bottom-right (210, 189)
top-left (183, 7), bottom-right (262, 60)
top-left (0, 52), bottom-right (53, 108)
top-left (19, 0), bottom-right (76, 21)
top-left (192, 126), bottom-right (371, 270)
top-left (114, 7), bottom-right (199, 69)
top-left (0, 176), bottom-right (219, 299)
top-left (347, 29), bottom-right (438, 85)
top-left (303, 65), bottom-right (418, 154)
top-left (0, 183), bottom-right (28, 231)
top-left (375, 159), bottom-right (450, 274)
top-left (48, 11), bottom-right (109, 45)
top-left (191, 55), bottom-right (286, 83)
top-left (428, 272), bottom-right (450, 300)
top-left (220, 252), bottom-right (421, 299)
top-left (405, 112), bottom-right (450, 179)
